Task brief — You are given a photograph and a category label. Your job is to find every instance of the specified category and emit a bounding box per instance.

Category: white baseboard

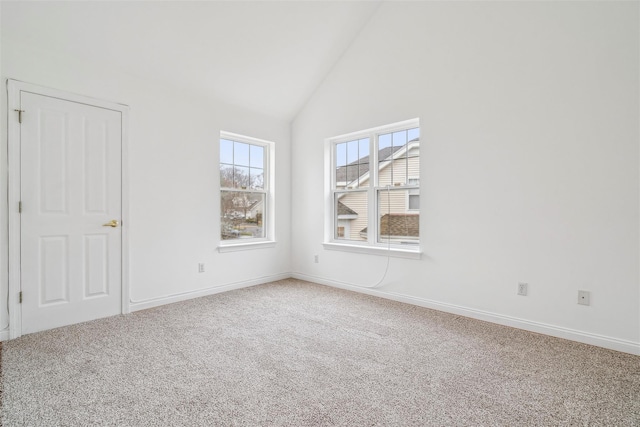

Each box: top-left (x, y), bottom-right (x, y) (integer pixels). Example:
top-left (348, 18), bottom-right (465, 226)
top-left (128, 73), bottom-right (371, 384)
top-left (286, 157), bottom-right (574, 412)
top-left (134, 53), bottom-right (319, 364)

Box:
top-left (129, 272), bottom-right (291, 312)
top-left (291, 272), bottom-right (640, 356)
top-left (5, 271), bottom-right (639, 356)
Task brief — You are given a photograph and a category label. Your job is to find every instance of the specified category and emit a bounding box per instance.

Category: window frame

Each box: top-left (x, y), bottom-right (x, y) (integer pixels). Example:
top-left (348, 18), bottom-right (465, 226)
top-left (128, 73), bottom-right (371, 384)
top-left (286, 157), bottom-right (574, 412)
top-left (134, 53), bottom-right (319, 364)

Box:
top-left (323, 119), bottom-right (421, 259)
top-left (218, 131), bottom-right (276, 252)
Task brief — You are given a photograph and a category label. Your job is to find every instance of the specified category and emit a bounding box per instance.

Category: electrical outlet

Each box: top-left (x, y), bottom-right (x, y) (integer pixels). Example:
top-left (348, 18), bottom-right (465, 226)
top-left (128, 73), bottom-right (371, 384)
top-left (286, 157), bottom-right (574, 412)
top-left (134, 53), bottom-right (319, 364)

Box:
top-left (198, 263), bottom-right (205, 273)
top-left (578, 290), bottom-right (590, 306)
top-left (314, 255), bottom-right (319, 263)
top-left (517, 282), bottom-right (528, 296)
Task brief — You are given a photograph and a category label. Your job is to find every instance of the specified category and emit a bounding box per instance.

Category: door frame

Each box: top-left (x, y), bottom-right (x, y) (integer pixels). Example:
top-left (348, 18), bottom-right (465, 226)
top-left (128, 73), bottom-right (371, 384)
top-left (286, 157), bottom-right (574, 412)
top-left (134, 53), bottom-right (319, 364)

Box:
top-left (7, 79), bottom-right (130, 339)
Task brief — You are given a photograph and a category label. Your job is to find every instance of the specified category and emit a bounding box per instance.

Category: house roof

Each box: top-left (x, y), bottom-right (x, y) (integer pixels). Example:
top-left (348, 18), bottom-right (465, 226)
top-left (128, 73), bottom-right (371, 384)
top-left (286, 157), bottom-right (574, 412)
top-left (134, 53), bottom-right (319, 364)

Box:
top-left (335, 139), bottom-right (419, 185)
top-left (337, 201), bottom-right (357, 216)
top-left (335, 146), bottom-right (401, 184)
top-left (361, 214), bottom-right (419, 238)
top-left (248, 200), bottom-right (262, 210)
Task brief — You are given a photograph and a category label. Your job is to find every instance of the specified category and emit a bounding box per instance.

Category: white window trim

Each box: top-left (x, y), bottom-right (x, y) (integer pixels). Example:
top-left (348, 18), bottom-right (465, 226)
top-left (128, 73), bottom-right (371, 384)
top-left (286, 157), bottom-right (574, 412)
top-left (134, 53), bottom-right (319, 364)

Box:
top-left (323, 241), bottom-right (421, 259)
top-left (324, 119), bottom-right (421, 257)
top-left (218, 131), bottom-right (276, 251)
top-left (218, 241), bottom-right (277, 253)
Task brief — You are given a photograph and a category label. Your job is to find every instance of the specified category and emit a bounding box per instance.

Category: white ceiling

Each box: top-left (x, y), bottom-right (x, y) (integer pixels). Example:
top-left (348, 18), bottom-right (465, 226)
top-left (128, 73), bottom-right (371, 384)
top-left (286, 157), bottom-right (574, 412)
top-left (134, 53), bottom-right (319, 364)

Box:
top-left (2, 1), bottom-right (381, 121)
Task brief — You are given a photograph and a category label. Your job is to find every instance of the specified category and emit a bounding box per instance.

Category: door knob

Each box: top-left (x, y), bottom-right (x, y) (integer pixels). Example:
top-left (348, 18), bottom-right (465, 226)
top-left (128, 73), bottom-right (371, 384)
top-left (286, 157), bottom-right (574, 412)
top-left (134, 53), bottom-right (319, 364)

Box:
top-left (102, 220), bottom-right (119, 228)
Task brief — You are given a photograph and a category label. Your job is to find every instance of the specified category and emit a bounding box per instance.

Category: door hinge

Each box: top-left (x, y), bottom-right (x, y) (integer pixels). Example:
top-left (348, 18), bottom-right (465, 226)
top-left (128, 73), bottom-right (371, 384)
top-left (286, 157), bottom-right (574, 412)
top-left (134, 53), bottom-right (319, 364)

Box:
top-left (14, 109), bottom-right (25, 124)
top-left (18, 201), bottom-right (22, 213)
top-left (19, 291), bottom-right (23, 304)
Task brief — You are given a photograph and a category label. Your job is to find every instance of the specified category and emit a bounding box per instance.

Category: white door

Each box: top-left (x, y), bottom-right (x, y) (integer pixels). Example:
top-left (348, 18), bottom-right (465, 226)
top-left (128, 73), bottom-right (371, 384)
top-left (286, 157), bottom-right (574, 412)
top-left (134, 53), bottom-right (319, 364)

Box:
top-left (19, 91), bottom-right (123, 334)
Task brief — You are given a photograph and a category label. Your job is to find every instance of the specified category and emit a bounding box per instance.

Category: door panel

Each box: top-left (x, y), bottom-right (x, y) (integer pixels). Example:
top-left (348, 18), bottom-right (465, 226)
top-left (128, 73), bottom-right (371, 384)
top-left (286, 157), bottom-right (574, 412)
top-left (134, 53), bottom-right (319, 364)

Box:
top-left (84, 234), bottom-right (109, 298)
top-left (39, 107), bottom-right (68, 213)
top-left (39, 236), bottom-right (69, 305)
top-left (20, 91), bottom-right (122, 334)
top-left (84, 118), bottom-right (109, 214)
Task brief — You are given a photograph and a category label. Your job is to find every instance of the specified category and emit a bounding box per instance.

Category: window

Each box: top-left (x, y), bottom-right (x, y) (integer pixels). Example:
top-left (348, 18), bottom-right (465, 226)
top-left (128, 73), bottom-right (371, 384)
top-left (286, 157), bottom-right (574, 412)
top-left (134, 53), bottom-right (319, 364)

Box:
top-left (219, 132), bottom-right (273, 246)
top-left (326, 119), bottom-right (420, 256)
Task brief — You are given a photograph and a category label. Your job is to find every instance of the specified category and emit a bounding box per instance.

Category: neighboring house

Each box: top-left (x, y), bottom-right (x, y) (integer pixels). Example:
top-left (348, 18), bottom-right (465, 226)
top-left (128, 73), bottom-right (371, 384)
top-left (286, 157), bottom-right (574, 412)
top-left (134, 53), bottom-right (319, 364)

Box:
top-left (336, 201), bottom-right (358, 238)
top-left (247, 199), bottom-right (264, 223)
top-left (222, 194), bottom-right (262, 220)
top-left (221, 194), bottom-right (264, 240)
top-left (336, 139), bottom-right (419, 243)
top-left (360, 214), bottom-right (420, 240)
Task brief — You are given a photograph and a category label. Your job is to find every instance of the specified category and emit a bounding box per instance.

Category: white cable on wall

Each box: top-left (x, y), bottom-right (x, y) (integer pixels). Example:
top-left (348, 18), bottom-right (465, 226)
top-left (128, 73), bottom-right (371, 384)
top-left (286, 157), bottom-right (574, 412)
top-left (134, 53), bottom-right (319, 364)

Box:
top-left (358, 185), bottom-right (392, 289)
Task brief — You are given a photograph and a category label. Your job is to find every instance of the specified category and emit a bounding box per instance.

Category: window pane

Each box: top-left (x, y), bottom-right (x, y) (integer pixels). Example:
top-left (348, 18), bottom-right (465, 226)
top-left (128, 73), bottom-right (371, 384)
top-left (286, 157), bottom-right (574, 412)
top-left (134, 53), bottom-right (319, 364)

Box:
top-left (407, 140), bottom-right (420, 182)
top-left (377, 133), bottom-right (396, 187)
top-left (358, 163), bottom-right (369, 188)
top-left (234, 166), bottom-right (249, 188)
top-left (379, 133), bottom-right (391, 150)
top-left (335, 191), bottom-right (368, 242)
top-left (336, 142), bottom-right (347, 167)
top-left (335, 142), bottom-right (347, 187)
top-left (409, 194), bottom-right (419, 210)
top-left (376, 136), bottom-right (419, 186)
top-left (345, 165), bottom-right (358, 188)
top-left (408, 178), bottom-right (419, 209)
top-left (234, 142), bottom-right (250, 167)
top-left (221, 191), bottom-right (265, 240)
top-left (392, 130), bottom-right (408, 157)
top-left (378, 159), bottom-right (393, 186)
top-left (408, 127), bottom-right (420, 142)
top-left (220, 164), bottom-right (234, 188)
top-left (377, 188), bottom-right (419, 245)
top-left (358, 138), bottom-right (369, 161)
top-left (220, 139), bottom-right (234, 164)
top-left (357, 138), bottom-right (370, 187)
top-left (391, 156), bottom-right (408, 185)
top-left (333, 139), bottom-right (372, 188)
top-left (250, 168), bottom-right (264, 190)
top-left (250, 145), bottom-right (264, 168)
top-left (347, 139), bottom-right (359, 164)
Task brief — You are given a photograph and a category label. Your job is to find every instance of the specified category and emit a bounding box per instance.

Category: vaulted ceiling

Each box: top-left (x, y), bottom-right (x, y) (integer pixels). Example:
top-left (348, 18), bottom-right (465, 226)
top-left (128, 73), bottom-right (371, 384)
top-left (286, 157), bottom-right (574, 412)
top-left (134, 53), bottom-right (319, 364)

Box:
top-left (2, 1), bottom-right (381, 121)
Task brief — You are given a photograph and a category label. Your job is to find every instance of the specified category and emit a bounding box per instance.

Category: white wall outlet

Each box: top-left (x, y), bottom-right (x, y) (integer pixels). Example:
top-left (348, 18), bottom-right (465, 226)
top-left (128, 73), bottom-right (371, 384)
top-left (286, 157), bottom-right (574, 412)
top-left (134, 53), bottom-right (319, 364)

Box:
top-left (578, 290), bottom-right (590, 306)
top-left (517, 282), bottom-right (528, 296)
top-left (198, 263), bottom-right (205, 273)
top-left (314, 255), bottom-right (319, 263)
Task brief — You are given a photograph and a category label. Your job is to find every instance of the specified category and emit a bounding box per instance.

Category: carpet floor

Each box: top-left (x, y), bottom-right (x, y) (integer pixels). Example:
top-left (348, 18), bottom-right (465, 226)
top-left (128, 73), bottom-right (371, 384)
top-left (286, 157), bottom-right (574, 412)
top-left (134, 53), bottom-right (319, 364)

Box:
top-left (1, 278), bottom-right (639, 426)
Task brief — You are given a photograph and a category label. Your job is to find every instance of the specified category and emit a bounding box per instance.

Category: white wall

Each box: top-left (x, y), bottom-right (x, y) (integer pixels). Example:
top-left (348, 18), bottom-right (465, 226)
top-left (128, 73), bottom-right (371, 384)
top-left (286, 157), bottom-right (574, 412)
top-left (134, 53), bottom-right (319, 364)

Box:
top-left (291, 2), bottom-right (640, 354)
top-left (2, 1), bottom-right (638, 355)
top-left (1, 7), bottom-right (291, 337)
top-left (0, 3), bottom-right (5, 340)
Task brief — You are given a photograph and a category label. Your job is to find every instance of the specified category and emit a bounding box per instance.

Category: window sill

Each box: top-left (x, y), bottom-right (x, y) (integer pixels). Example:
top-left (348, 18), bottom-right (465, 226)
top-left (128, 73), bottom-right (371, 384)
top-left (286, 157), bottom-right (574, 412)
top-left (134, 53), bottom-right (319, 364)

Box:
top-left (322, 242), bottom-right (422, 259)
top-left (218, 240), bottom-right (277, 253)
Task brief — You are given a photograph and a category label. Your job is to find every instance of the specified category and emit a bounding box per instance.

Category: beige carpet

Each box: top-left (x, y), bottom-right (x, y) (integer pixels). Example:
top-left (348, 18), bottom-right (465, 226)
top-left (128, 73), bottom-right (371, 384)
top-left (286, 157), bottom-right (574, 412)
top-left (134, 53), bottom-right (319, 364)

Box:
top-left (1, 278), bottom-right (639, 426)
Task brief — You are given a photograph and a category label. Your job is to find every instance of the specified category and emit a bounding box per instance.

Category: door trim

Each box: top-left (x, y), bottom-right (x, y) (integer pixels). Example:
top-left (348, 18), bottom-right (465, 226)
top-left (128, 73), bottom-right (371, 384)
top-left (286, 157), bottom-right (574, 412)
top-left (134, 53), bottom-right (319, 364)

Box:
top-left (7, 79), bottom-right (130, 339)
